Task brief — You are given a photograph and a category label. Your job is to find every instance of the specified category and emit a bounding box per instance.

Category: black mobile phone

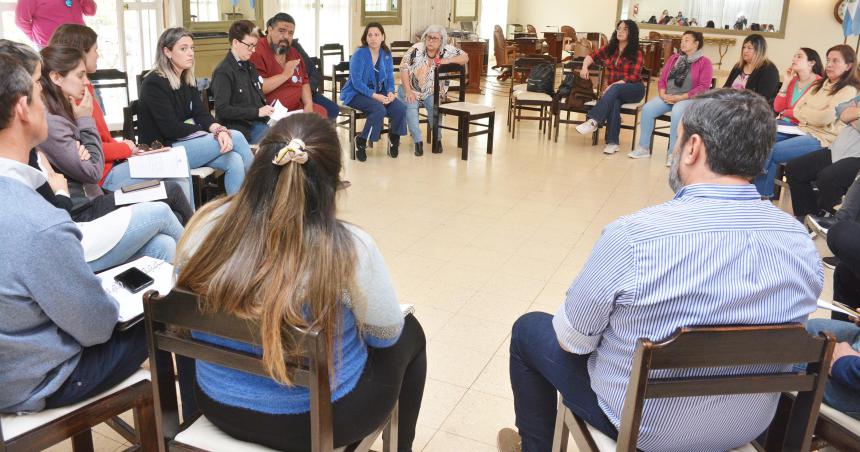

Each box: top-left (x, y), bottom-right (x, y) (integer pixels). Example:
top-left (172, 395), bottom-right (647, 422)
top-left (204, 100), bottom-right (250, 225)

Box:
top-left (114, 267), bottom-right (155, 293)
top-left (121, 179), bottom-right (160, 193)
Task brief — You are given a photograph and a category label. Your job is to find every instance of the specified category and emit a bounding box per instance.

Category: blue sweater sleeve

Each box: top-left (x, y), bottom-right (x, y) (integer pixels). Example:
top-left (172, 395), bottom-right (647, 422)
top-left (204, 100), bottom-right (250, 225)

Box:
top-left (384, 52), bottom-right (395, 94)
top-left (348, 50), bottom-right (375, 98)
top-left (831, 355), bottom-right (860, 387)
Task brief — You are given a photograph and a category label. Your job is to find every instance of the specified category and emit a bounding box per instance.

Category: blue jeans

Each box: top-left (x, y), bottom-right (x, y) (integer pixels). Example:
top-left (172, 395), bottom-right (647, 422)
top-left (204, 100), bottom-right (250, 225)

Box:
top-left (87, 201), bottom-right (185, 272)
top-left (313, 91), bottom-right (340, 121)
top-left (805, 319), bottom-right (860, 419)
top-left (179, 130), bottom-right (253, 195)
top-left (586, 82), bottom-right (645, 145)
top-left (397, 85), bottom-right (437, 144)
top-left (510, 312), bottom-right (617, 452)
top-left (638, 97), bottom-right (692, 154)
top-left (346, 94), bottom-right (407, 142)
top-left (753, 131), bottom-right (822, 197)
top-left (102, 161), bottom-right (194, 207)
top-left (249, 121), bottom-right (269, 145)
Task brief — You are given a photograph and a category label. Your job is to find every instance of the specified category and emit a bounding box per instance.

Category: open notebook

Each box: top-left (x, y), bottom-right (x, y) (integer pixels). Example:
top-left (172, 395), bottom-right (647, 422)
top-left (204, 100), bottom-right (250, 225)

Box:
top-left (817, 299), bottom-right (859, 319)
top-left (97, 256), bottom-right (174, 325)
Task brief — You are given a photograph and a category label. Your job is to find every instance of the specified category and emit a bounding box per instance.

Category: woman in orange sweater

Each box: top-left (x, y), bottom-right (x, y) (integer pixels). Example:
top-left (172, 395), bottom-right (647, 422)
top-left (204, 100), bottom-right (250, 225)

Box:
top-left (49, 24), bottom-right (193, 204)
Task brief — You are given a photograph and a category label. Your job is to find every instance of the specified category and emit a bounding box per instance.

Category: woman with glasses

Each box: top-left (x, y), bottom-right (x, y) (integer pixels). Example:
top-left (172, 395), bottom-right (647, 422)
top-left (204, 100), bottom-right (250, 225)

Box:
top-left (397, 24), bottom-right (468, 156)
top-left (212, 20), bottom-right (273, 145)
top-left (138, 27), bottom-right (254, 196)
top-left (575, 20), bottom-right (645, 155)
top-left (340, 22), bottom-right (407, 162)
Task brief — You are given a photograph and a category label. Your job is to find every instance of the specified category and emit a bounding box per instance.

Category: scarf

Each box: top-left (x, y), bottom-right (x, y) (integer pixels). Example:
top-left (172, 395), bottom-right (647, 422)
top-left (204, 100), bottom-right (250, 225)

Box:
top-left (667, 50), bottom-right (704, 89)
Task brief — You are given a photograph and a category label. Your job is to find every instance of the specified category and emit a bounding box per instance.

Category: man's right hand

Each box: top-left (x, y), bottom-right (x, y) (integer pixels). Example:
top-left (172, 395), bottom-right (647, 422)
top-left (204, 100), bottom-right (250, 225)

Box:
top-left (283, 59), bottom-right (301, 76)
top-left (38, 151), bottom-right (69, 195)
top-left (259, 105), bottom-right (275, 117)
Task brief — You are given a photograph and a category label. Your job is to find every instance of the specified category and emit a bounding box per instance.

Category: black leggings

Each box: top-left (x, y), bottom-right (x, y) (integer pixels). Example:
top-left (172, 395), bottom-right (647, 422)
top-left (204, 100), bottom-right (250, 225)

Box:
top-left (786, 148), bottom-right (860, 217)
top-left (196, 314), bottom-right (427, 452)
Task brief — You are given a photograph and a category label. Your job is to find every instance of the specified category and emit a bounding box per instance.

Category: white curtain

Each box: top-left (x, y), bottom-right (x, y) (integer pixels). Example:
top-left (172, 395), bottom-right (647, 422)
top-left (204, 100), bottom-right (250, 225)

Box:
top-left (683, 0), bottom-right (783, 30)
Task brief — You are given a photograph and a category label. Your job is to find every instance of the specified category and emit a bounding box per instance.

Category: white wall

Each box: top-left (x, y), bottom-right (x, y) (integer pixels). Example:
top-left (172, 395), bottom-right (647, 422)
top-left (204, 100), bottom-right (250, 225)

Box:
top-left (508, 0), bottom-right (850, 79)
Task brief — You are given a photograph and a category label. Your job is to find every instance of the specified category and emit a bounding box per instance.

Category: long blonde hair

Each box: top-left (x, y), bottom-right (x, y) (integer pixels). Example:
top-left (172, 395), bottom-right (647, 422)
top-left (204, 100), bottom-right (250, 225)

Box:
top-left (176, 114), bottom-right (358, 385)
top-left (154, 27), bottom-right (196, 90)
top-left (734, 33), bottom-right (770, 73)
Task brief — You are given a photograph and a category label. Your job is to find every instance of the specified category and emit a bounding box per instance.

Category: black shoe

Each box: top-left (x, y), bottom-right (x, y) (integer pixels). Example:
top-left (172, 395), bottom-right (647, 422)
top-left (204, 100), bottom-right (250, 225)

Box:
top-left (806, 214), bottom-right (836, 236)
top-left (355, 135), bottom-right (367, 162)
top-left (431, 140), bottom-right (443, 154)
top-left (414, 141), bottom-right (423, 156)
top-left (388, 135), bottom-right (400, 158)
top-left (823, 256), bottom-right (840, 269)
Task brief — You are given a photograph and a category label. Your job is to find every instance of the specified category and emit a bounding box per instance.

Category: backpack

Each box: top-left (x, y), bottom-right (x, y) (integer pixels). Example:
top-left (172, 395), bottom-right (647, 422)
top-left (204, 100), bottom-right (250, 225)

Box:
top-left (526, 63), bottom-right (556, 96)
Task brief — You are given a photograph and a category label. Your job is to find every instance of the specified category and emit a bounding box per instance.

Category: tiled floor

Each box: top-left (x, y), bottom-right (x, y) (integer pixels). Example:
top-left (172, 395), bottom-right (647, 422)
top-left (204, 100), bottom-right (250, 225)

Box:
top-left (45, 76), bottom-right (835, 451)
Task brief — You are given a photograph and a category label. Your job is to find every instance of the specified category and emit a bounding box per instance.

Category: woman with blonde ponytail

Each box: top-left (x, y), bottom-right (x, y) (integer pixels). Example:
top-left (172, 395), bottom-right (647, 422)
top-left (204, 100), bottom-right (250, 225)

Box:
top-left (175, 113), bottom-right (426, 451)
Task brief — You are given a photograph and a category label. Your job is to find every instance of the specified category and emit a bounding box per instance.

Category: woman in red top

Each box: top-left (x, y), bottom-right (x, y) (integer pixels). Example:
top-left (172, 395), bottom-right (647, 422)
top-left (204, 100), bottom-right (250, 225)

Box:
top-left (49, 24), bottom-right (194, 204)
top-left (575, 20), bottom-right (645, 155)
top-left (774, 48), bottom-right (823, 125)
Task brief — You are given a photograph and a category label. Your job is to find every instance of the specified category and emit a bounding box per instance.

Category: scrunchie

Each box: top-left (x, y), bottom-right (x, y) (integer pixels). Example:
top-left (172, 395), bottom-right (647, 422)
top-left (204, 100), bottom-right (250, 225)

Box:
top-left (272, 138), bottom-right (308, 166)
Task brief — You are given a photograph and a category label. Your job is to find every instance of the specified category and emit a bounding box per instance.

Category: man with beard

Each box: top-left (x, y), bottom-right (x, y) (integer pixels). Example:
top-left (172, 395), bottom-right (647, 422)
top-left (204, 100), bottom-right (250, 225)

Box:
top-left (249, 13), bottom-right (330, 119)
top-left (498, 89), bottom-right (823, 452)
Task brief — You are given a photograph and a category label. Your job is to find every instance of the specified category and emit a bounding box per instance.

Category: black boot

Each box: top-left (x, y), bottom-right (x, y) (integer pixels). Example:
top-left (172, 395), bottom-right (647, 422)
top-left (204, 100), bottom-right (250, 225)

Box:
top-left (432, 137), bottom-right (443, 154)
top-left (414, 141), bottom-right (423, 156)
top-left (355, 135), bottom-right (367, 162)
top-left (388, 134), bottom-right (400, 158)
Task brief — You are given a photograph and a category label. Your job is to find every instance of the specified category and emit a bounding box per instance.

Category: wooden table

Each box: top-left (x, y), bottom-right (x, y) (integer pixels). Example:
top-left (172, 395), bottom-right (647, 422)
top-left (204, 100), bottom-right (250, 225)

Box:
top-left (457, 40), bottom-right (489, 93)
top-left (543, 32), bottom-right (565, 61)
top-left (515, 37), bottom-right (542, 55)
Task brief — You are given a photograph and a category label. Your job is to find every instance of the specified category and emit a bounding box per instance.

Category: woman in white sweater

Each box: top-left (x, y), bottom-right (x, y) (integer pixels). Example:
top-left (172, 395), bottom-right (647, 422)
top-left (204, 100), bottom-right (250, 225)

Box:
top-left (175, 113), bottom-right (426, 451)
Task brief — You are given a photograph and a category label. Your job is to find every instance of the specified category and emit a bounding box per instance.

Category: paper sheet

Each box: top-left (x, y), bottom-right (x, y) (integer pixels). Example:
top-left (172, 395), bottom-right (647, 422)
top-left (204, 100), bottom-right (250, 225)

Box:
top-left (98, 256), bottom-right (175, 323)
top-left (777, 124), bottom-right (807, 136)
top-left (817, 298), bottom-right (859, 318)
top-left (268, 100), bottom-right (301, 126)
top-left (128, 146), bottom-right (190, 179)
top-left (113, 182), bottom-right (168, 206)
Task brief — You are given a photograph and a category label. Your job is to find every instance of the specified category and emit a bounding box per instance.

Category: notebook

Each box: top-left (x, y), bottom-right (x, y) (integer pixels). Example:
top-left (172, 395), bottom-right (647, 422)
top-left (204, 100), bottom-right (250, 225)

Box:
top-left (97, 256), bottom-right (175, 326)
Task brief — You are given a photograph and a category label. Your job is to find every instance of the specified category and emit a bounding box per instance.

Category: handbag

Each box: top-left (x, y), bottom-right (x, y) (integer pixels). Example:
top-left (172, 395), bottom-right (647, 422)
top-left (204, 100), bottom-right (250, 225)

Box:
top-left (564, 72), bottom-right (596, 108)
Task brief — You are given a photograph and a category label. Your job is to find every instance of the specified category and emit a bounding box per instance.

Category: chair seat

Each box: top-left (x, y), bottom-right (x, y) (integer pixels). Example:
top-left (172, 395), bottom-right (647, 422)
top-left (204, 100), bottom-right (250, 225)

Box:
top-left (513, 91), bottom-right (553, 102)
top-left (512, 83), bottom-right (528, 94)
top-left (439, 102), bottom-right (495, 115)
top-left (620, 100), bottom-right (645, 109)
top-left (584, 424), bottom-right (756, 452)
top-left (174, 414), bottom-right (347, 452)
top-left (190, 167), bottom-right (221, 178)
top-left (0, 369), bottom-right (150, 440)
top-left (819, 401), bottom-right (860, 434)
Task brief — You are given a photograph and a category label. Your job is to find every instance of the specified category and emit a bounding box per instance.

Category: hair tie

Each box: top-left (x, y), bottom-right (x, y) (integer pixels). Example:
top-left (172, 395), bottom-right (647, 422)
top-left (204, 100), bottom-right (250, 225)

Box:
top-left (273, 138), bottom-right (308, 166)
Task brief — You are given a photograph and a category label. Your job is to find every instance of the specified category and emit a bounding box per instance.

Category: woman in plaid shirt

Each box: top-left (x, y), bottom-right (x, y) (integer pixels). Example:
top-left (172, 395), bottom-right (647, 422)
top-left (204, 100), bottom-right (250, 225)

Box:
top-left (575, 20), bottom-right (645, 155)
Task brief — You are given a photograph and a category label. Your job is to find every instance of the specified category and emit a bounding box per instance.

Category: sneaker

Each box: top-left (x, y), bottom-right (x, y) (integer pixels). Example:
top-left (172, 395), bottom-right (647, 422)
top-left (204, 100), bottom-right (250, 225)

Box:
top-left (603, 144), bottom-right (619, 155)
top-left (497, 428), bottom-right (522, 452)
top-left (628, 146), bottom-right (651, 159)
top-left (575, 119), bottom-right (597, 135)
top-left (806, 214), bottom-right (836, 237)
top-left (823, 256), bottom-right (840, 269)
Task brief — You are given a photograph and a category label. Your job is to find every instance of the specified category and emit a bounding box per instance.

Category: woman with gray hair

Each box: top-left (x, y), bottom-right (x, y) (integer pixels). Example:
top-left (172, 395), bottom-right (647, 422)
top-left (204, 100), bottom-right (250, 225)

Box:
top-left (137, 27), bottom-right (253, 195)
top-left (397, 24), bottom-right (468, 156)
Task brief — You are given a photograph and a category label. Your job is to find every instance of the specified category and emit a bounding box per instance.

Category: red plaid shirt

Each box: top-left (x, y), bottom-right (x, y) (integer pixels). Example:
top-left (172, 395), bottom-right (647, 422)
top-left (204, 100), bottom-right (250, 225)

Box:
top-left (591, 46), bottom-right (643, 84)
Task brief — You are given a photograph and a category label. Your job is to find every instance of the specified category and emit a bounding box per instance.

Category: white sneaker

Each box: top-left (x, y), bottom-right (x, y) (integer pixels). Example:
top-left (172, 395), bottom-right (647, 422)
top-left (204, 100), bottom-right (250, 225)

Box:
top-left (575, 119), bottom-right (597, 135)
top-left (627, 146), bottom-right (651, 159)
top-left (603, 144), bottom-right (619, 154)
top-left (665, 153), bottom-right (673, 167)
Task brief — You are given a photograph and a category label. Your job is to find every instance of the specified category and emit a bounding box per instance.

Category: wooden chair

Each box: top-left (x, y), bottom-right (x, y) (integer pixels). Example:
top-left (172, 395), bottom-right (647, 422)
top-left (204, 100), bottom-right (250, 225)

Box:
top-left (814, 400), bottom-right (860, 450)
top-left (122, 100), bottom-right (223, 207)
top-left (493, 25), bottom-right (518, 80)
top-left (0, 370), bottom-right (156, 451)
top-left (552, 57), bottom-right (605, 143)
top-left (551, 323), bottom-right (835, 452)
top-left (319, 43), bottom-right (345, 96)
top-left (89, 69), bottom-right (130, 135)
top-left (143, 288), bottom-right (399, 452)
top-left (389, 40), bottom-right (413, 57)
top-left (560, 26), bottom-right (576, 62)
top-left (582, 68), bottom-right (653, 151)
top-left (432, 64), bottom-right (495, 160)
top-left (526, 24), bottom-right (537, 34)
top-left (509, 55), bottom-right (556, 138)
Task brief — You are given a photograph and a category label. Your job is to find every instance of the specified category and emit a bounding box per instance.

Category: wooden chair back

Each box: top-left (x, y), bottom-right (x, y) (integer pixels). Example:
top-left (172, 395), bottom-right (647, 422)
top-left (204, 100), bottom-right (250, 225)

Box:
top-left (330, 60), bottom-right (351, 103)
top-left (615, 324), bottom-right (835, 451)
top-left (143, 288), bottom-right (335, 451)
top-left (494, 25), bottom-right (514, 66)
top-left (389, 40), bottom-right (413, 57)
top-left (560, 25), bottom-right (575, 40)
top-left (122, 99), bottom-right (141, 142)
top-left (89, 69), bottom-right (130, 110)
top-left (432, 63), bottom-right (468, 107)
top-left (648, 31), bottom-right (662, 40)
top-left (526, 24), bottom-right (537, 34)
top-left (319, 43), bottom-right (345, 80)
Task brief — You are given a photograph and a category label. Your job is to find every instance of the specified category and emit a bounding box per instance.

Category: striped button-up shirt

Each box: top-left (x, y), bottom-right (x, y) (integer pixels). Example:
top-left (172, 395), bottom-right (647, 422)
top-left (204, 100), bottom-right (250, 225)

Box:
top-left (553, 183), bottom-right (823, 451)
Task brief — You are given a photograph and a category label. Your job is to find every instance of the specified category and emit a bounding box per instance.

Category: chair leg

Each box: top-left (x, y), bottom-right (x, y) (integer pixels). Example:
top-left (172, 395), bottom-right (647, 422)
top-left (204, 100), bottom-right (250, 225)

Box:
top-left (349, 111), bottom-right (356, 160)
top-left (134, 390), bottom-right (160, 452)
top-left (631, 112), bottom-right (639, 151)
top-left (71, 430), bottom-right (95, 452)
top-left (551, 399), bottom-right (569, 452)
top-left (461, 117), bottom-right (470, 161)
top-left (487, 114), bottom-right (495, 154)
top-left (383, 402), bottom-right (399, 452)
top-left (511, 105), bottom-right (517, 139)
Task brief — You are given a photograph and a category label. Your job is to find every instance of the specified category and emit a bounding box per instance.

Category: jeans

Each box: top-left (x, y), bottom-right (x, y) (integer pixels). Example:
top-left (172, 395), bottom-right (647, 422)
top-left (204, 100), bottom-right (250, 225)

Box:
top-left (87, 201), bottom-right (185, 272)
top-left (397, 85), bottom-right (437, 144)
top-left (510, 312), bottom-right (617, 452)
top-left (638, 97), bottom-right (692, 154)
top-left (805, 319), bottom-right (860, 419)
top-left (586, 82), bottom-right (645, 145)
top-left (249, 122), bottom-right (269, 145)
top-left (346, 94), bottom-right (407, 142)
top-left (44, 322), bottom-right (148, 408)
top-left (312, 91), bottom-right (340, 121)
top-left (179, 130), bottom-right (254, 195)
top-left (102, 161), bottom-right (194, 207)
top-left (753, 131), bottom-right (822, 198)
top-left (786, 147), bottom-right (860, 217)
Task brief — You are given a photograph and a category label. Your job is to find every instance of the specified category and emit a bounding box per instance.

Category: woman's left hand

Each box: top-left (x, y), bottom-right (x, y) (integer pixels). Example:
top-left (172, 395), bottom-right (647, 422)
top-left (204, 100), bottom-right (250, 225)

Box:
top-left (386, 92), bottom-right (397, 103)
top-left (216, 130), bottom-right (233, 153)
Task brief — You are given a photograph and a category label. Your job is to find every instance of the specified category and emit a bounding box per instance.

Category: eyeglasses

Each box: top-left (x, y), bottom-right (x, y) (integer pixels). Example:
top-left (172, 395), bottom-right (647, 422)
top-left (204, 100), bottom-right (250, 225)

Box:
top-left (426, 36), bottom-right (442, 42)
top-left (239, 40), bottom-right (257, 50)
top-left (137, 141), bottom-right (164, 152)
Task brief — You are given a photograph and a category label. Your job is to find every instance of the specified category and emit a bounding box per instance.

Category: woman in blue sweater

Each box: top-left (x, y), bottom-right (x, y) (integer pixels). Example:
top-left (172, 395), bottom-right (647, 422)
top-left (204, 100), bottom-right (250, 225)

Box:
top-left (340, 22), bottom-right (407, 161)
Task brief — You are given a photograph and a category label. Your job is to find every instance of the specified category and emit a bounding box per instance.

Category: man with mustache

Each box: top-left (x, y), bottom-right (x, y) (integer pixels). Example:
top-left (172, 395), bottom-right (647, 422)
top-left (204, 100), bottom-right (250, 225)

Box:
top-left (248, 13), bottom-right (330, 119)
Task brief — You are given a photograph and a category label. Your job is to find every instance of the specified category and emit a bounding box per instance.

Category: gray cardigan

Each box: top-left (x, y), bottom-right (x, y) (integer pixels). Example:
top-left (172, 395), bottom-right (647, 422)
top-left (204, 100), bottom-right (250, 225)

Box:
top-left (39, 114), bottom-right (104, 209)
top-left (0, 176), bottom-right (118, 413)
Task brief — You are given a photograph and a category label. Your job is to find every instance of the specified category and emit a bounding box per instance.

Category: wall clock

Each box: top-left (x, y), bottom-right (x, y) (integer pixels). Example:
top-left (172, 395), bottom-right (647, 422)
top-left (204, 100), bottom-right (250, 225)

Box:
top-left (836, 0), bottom-right (848, 24)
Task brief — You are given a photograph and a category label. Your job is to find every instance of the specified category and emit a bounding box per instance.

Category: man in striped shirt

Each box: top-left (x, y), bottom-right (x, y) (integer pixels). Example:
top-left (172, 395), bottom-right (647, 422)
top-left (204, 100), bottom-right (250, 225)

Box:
top-left (499, 89), bottom-right (823, 452)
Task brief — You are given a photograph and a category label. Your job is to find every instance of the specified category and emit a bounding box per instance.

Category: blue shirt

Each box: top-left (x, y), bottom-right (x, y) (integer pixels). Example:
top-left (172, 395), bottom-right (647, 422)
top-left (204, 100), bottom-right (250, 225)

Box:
top-left (339, 47), bottom-right (395, 105)
top-left (553, 183), bottom-right (822, 451)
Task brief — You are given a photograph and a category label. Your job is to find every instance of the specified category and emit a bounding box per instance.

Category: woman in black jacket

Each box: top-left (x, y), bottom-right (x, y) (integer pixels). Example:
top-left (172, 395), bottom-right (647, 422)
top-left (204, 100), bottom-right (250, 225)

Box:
top-left (139, 27), bottom-right (253, 196)
top-left (723, 34), bottom-right (780, 104)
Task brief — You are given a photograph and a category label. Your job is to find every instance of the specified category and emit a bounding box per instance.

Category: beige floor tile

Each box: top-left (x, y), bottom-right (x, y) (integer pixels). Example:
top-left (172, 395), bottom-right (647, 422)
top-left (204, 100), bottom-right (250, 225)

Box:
top-left (459, 291), bottom-right (533, 326)
top-left (430, 262), bottom-right (495, 291)
top-left (406, 280), bottom-right (477, 313)
top-left (410, 305), bottom-right (456, 341)
top-left (482, 272), bottom-right (547, 302)
top-left (431, 313), bottom-right (512, 355)
top-left (450, 245), bottom-right (513, 271)
top-left (417, 378), bottom-right (468, 429)
top-left (472, 355), bottom-right (514, 400)
top-left (439, 389), bottom-right (516, 446)
top-left (421, 430), bottom-right (498, 452)
top-left (42, 430), bottom-right (124, 452)
top-left (530, 282), bottom-right (571, 314)
top-left (426, 340), bottom-right (493, 388)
